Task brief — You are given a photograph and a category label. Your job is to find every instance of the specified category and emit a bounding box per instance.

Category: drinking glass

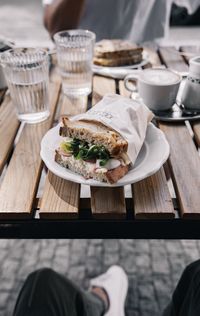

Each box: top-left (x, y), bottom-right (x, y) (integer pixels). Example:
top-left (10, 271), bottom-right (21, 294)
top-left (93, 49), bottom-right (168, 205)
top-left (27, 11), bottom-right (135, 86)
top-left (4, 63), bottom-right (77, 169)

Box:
top-left (0, 48), bottom-right (50, 123)
top-left (54, 29), bottom-right (96, 96)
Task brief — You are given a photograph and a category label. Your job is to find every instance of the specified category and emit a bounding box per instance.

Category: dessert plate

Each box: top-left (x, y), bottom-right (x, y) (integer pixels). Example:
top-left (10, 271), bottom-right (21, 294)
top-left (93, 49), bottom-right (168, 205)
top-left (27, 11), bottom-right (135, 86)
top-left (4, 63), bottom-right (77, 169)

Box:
top-left (40, 123), bottom-right (170, 187)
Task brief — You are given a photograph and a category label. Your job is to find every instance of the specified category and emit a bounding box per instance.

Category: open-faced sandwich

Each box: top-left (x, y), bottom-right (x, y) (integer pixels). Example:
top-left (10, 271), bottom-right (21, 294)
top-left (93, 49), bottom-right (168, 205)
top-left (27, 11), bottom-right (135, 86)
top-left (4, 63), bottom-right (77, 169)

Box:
top-left (94, 39), bottom-right (143, 67)
top-left (55, 117), bottom-right (131, 184)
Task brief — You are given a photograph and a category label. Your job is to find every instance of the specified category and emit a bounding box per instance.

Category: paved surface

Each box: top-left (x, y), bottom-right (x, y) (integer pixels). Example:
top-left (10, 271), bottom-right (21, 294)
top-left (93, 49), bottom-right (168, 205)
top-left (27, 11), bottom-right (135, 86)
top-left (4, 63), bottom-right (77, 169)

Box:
top-left (1, 239), bottom-right (200, 316)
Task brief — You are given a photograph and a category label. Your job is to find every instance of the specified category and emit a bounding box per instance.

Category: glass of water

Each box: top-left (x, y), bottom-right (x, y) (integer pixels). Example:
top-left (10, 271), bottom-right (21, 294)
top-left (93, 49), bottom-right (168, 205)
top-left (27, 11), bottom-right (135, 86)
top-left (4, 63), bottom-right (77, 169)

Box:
top-left (54, 29), bottom-right (96, 96)
top-left (0, 48), bottom-right (50, 124)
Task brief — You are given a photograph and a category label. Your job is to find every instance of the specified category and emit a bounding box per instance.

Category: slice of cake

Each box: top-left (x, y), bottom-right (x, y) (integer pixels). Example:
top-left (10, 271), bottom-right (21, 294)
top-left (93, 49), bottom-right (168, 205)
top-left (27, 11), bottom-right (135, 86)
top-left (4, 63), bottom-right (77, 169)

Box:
top-left (94, 39), bottom-right (143, 67)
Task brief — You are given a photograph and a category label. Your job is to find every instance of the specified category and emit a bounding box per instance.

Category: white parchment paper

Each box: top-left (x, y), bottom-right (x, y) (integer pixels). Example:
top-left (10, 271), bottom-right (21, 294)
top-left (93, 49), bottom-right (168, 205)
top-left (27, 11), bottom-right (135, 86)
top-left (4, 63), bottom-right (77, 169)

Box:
top-left (71, 93), bottom-right (154, 164)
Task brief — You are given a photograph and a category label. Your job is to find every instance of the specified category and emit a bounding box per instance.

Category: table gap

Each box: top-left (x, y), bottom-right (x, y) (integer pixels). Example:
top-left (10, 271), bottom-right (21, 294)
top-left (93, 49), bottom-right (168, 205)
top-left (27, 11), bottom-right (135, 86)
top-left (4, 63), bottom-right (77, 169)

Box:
top-left (0, 88), bottom-right (7, 105)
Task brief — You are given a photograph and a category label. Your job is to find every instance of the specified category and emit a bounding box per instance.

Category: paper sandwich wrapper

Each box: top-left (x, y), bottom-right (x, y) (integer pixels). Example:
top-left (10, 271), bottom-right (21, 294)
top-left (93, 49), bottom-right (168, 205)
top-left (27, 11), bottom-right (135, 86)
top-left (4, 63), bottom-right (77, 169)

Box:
top-left (71, 93), bottom-right (154, 166)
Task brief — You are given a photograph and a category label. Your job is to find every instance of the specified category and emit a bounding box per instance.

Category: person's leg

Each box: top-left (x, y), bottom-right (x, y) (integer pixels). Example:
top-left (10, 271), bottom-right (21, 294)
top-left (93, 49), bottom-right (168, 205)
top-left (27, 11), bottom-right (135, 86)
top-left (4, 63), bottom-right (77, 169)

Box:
top-left (13, 268), bottom-right (106, 316)
top-left (163, 259), bottom-right (200, 316)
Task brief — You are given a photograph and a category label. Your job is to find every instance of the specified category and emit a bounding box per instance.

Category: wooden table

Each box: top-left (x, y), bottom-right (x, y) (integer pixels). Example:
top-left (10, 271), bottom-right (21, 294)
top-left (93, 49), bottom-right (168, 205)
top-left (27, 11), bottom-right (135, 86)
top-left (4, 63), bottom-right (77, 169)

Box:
top-left (0, 46), bottom-right (200, 238)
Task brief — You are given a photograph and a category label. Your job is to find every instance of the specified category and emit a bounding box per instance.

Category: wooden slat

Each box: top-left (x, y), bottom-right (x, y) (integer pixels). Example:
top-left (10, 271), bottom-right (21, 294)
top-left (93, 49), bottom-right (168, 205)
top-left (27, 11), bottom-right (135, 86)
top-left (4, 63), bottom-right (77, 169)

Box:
top-left (0, 94), bottom-right (20, 174)
top-left (192, 122), bottom-right (200, 147)
top-left (92, 76), bottom-right (116, 105)
top-left (39, 81), bottom-right (84, 218)
top-left (0, 82), bottom-right (60, 218)
top-left (143, 47), bottom-right (162, 68)
top-left (91, 187), bottom-right (126, 219)
top-left (49, 65), bottom-right (62, 84)
top-left (0, 88), bottom-right (7, 105)
top-left (90, 75), bottom-right (126, 218)
top-left (159, 122), bottom-right (200, 218)
top-left (159, 47), bottom-right (188, 72)
top-left (39, 172), bottom-right (79, 219)
top-left (119, 80), bottom-right (131, 98)
top-left (157, 46), bottom-right (200, 217)
top-left (119, 67), bottom-right (175, 218)
top-left (60, 94), bottom-right (88, 117)
top-left (133, 169), bottom-right (174, 219)
top-left (180, 46), bottom-right (200, 64)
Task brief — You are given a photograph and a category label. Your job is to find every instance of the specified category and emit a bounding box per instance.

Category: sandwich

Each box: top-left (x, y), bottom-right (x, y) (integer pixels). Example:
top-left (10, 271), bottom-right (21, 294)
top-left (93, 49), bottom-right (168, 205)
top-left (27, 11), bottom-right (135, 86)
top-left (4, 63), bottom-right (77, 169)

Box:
top-left (94, 39), bottom-right (143, 67)
top-left (55, 117), bottom-right (131, 184)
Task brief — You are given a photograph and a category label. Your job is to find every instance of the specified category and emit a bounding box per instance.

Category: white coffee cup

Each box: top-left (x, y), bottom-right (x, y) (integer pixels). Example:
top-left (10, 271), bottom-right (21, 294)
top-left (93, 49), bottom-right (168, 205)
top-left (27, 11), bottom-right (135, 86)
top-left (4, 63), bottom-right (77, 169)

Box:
top-left (124, 68), bottom-right (182, 111)
top-left (181, 56), bottom-right (200, 111)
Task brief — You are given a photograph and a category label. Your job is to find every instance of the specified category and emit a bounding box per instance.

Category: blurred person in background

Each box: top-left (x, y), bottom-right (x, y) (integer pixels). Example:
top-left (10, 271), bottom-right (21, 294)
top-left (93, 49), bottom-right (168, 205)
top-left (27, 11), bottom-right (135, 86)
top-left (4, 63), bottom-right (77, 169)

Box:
top-left (43, 0), bottom-right (200, 42)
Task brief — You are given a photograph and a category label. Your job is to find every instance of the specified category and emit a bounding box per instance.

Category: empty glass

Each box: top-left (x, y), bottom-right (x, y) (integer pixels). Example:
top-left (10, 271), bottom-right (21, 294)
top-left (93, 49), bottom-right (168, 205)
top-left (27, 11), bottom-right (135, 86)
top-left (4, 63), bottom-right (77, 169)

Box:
top-left (0, 48), bottom-right (50, 123)
top-left (54, 30), bottom-right (96, 97)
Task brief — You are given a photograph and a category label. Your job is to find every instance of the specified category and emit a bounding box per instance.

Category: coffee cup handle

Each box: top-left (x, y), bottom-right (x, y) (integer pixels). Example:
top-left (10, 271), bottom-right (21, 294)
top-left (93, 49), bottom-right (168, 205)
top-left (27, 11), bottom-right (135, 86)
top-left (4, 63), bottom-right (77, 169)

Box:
top-left (124, 73), bottom-right (139, 92)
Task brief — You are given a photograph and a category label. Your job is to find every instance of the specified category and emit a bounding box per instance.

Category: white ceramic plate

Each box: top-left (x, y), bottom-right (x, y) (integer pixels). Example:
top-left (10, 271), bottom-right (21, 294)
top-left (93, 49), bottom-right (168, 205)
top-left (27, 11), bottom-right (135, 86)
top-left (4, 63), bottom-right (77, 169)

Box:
top-left (40, 123), bottom-right (170, 187)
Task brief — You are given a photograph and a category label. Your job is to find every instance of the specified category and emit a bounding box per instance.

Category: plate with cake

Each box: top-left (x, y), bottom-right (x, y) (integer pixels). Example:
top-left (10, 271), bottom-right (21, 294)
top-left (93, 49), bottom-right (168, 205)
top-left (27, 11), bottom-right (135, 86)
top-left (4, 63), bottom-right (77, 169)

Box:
top-left (93, 39), bottom-right (149, 78)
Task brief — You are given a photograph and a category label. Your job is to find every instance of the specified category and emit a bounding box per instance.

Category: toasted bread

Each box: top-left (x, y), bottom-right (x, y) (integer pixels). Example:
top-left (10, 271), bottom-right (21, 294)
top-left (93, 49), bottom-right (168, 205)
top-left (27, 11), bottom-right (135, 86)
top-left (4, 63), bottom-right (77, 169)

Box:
top-left (93, 54), bottom-right (142, 67)
top-left (55, 150), bottom-right (129, 184)
top-left (59, 117), bottom-right (128, 156)
top-left (95, 39), bottom-right (143, 58)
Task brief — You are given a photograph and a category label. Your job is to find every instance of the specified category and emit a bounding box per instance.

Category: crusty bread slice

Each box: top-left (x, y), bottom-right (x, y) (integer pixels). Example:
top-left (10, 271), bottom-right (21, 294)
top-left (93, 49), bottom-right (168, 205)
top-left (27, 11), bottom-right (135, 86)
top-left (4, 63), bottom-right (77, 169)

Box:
top-left (94, 39), bottom-right (143, 58)
top-left (55, 151), bottom-right (129, 184)
top-left (93, 54), bottom-right (142, 67)
top-left (59, 117), bottom-right (128, 156)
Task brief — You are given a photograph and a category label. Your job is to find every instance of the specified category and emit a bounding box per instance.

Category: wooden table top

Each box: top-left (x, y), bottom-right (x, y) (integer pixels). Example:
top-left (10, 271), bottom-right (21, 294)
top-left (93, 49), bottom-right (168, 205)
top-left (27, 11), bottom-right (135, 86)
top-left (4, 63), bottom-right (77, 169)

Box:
top-left (0, 45), bottom-right (200, 238)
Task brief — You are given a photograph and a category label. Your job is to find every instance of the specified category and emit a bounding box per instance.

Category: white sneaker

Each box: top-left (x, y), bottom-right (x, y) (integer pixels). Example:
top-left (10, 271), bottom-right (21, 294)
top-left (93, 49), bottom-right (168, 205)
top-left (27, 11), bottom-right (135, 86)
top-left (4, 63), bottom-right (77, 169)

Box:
top-left (89, 265), bottom-right (128, 316)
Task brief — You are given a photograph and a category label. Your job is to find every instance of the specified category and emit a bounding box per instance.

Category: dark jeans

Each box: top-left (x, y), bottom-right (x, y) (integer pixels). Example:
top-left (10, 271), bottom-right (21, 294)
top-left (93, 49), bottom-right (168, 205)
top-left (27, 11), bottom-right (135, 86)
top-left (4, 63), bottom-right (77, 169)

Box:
top-left (13, 268), bottom-right (106, 316)
top-left (163, 259), bottom-right (200, 316)
top-left (13, 260), bottom-right (200, 316)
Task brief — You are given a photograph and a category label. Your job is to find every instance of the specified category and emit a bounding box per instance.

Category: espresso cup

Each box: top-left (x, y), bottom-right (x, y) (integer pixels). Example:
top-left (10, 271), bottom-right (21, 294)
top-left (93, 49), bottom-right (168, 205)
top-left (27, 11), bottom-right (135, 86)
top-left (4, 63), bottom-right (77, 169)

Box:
top-left (124, 68), bottom-right (182, 111)
top-left (181, 56), bottom-right (200, 111)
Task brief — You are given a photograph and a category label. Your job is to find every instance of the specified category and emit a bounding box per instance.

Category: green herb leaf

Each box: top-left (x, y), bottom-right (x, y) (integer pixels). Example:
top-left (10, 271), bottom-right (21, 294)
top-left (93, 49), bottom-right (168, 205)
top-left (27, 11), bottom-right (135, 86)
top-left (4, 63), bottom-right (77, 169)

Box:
top-left (99, 159), bottom-right (109, 167)
top-left (63, 138), bottom-right (111, 163)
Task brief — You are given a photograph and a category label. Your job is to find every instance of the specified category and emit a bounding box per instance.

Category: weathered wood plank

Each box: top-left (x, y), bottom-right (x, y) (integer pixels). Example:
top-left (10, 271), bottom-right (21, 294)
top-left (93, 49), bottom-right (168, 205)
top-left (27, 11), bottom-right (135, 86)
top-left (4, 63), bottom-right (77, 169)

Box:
top-left (60, 94), bottom-right (88, 117)
top-left (90, 75), bottom-right (126, 218)
top-left (92, 76), bottom-right (116, 105)
top-left (0, 88), bottom-right (7, 105)
top-left (90, 186), bottom-right (126, 219)
top-left (159, 46), bottom-right (188, 72)
top-left (119, 66), bottom-right (174, 219)
top-left (180, 46), bottom-right (200, 64)
top-left (39, 79), bottom-right (84, 218)
top-left (39, 172), bottom-right (80, 218)
top-left (0, 82), bottom-right (60, 218)
top-left (159, 122), bottom-right (200, 218)
top-left (0, 94), bottom-right (20, 174)
top-left (118, 80), bottom-right (131, 98)
top-left (143, 46), bottom-right (162, 68)
top-left (158, 46), bottom-right (200, 217)
top-left (133, 169), bottom-right (175, 219)
top-left (192, 121), bottom-right (200, 148)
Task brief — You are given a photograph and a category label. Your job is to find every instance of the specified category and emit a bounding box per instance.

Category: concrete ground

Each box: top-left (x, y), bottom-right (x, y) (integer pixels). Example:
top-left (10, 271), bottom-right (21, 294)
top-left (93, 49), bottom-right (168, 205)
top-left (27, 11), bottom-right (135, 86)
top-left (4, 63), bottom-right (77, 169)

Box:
top-left (1, 239), bottom-right (200, 316)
